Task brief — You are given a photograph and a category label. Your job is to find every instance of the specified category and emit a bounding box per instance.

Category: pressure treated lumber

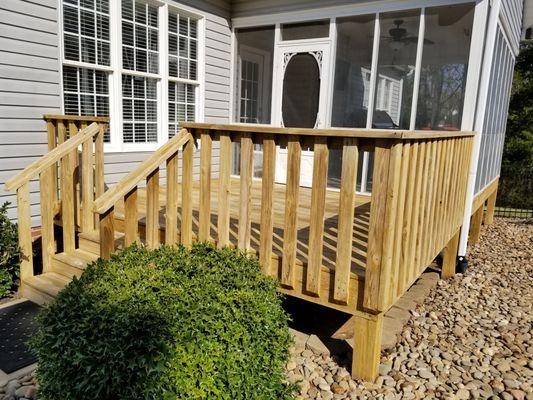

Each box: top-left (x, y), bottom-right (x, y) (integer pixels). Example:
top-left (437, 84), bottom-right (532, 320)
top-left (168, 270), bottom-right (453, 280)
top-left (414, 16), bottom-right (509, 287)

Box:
top-left (306, 137), bottom-right (329, 296)
top-left (165, 152), bottom-right (179, 245)
top-left (442, 229), bottom-right (460, 279)
top-left (199, 130), bottom-right (212, 242)
top-left (281, 137), bottom-right (301, 288)
top-left (217, 132), bottom-right (232, 248)
top-left (17, 183), bottom-right (33, 281)
top-left (352, 312), bottom-right (384, 381)
top-left (238, 133), bottom-right (254, 250)
top-left (333, 138), bottom-right (358, 303)
top-left (259, 135), bottom-right (276, 272)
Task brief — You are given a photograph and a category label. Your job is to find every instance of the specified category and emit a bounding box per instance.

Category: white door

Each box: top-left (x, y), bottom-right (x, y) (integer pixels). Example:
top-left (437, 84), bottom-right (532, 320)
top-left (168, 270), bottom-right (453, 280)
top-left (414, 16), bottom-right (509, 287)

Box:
top-left (273, 42), bottom-right (331, 186)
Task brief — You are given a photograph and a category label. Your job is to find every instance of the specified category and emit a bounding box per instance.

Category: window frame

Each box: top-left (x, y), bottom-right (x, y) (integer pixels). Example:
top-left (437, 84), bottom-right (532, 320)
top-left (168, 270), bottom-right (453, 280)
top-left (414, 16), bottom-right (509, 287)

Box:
top-left (59, 0), bottom-right (205, 153)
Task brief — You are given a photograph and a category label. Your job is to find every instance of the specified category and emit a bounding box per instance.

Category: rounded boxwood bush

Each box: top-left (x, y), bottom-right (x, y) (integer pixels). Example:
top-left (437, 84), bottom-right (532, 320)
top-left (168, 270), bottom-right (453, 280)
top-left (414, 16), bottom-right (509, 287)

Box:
top-left (31, 243), bottom-right (294, 400)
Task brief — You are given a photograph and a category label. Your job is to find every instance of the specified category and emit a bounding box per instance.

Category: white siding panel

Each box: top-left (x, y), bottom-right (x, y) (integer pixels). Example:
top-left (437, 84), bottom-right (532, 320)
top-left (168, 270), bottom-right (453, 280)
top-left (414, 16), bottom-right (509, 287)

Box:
top-left (0, 0), bottom-right (61, 225)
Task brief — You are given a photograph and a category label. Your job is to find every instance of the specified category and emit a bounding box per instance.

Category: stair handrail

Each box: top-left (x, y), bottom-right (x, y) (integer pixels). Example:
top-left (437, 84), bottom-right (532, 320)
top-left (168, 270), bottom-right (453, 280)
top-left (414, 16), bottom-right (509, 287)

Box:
top-left (5, 121), bottom-right (104, 283)
top-left (93, 128), bottom-right (192, 216)
top-left (5, 122), bottom-right (101, 191)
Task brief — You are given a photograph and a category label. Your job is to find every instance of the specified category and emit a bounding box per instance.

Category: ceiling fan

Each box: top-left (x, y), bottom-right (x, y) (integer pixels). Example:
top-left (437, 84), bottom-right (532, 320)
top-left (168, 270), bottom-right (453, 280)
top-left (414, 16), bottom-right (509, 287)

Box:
top-left (382, 20), bottom-right (435, 48)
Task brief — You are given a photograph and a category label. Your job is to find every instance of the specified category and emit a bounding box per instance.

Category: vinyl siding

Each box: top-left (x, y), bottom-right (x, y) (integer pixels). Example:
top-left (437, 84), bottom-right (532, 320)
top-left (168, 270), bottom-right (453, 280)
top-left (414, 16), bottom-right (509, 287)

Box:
top-left (0, 0), bottom-right (61, 226)
top-left (0, 0), bottom-right (231, 226)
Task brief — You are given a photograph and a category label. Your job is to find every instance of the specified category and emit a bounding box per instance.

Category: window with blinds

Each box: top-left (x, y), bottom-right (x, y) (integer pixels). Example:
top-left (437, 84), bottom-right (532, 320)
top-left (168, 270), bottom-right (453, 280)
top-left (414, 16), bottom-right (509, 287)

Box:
top-left (168, 82), bottom-right (195, 137)
top-left (168, 10), bottom-right (199, 137)
top-left (63, 0), bottom-right (110, 66)
top-left (62, 0), bottom-right (111, 141)
top-left (61, 0), bottom-right (201, 149)
top-left (121, 0), bottom-right (159, 74)
top-left (122, 75), bottom-right (158, 143)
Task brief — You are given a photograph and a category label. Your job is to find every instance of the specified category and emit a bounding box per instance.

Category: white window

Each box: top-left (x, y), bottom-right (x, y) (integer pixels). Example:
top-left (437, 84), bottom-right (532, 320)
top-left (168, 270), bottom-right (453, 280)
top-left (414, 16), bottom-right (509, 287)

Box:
top-left (168, 11), bottom-right (199, 137)
top-left (63, 0), bottom-right (110, 66)
top-left (168, 82), bottom-right (196, 137)
top-left (60, 0), bottom-right (203, 151)
top-left (121, 0), bottom-right (159, 74)
top-left (122, 75), bottom-right (158, 143)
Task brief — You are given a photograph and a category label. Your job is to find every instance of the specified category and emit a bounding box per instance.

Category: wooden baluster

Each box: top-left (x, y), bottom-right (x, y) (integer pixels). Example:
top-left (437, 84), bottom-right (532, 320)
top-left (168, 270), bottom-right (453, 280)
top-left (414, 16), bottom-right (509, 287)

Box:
top-left (60, 151), bottom-right (75, 254)
top-left (437, 139), bottom-right (453, 250)
top-left (72, 122), bottom-right (83, 228)
top-left (422, 140), bottom-right (438, 266)
top-left (99, 207), bottom-right (114, 259)
top-left (146, 168), bottom-right (160, 249)
top-left (333, 138), bottom-right (358, 303)
top-left (181, 138), bottom-right (194, 247)
top-left (81, 137), bottom-right (94, 233)
top-left (458, 139), bottom-right (470, 227)
top-left (415, 140), bottom-right (431, 273)
top-left (363, 139), bottom-right (402, 312)
top-left (456, 138), bottom-right (470, 231)
top-left (94, 124), bottom-right (105, 229)
top-left (165, 151), bottom-right (179, 245)
top-left (17, 183), bottom-right (33, 282)
top-left (259, 134), bottom-right (276, 274)
top-left (124, 187), bottom-right (139, 246)
top-left (401, 141), bottom-right (420, 293)
top-left (427, 140), bottom-right (443, 261)
top-left (238, 133), bottom-right (253, 250)
top-left (437, 140), bottom-right (452, 245)
top-left (57, 120), bottom-right (67, 144)
top-left (95, 124), bottom-right (105, 198)
top-left (217, 132), bottom-right (232, 248)
top-left (281, 137), bottom-right (301, 288)
top-left (39, 167), bottom-right (55, 271)
top-left (199, 130), bottom-right (212, 242)
top-left (390, 141), bottom-right (410, 301)
top-left (306, 137), bottom-right (329, 296)
top-left (46, 119), bottom-right (58, 208)
top-left (446, 139), bottom-right (460, 240)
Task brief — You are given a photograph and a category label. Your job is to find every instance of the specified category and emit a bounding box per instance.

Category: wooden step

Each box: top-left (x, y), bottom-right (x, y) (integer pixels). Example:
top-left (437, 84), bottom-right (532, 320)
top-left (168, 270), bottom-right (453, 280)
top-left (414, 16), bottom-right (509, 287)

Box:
top-left (21, 273), bottom-right (72, 305)
top-left (79, 230), bottom-right (125, 255)
top-left (52, 249), bottom-right (98, 278)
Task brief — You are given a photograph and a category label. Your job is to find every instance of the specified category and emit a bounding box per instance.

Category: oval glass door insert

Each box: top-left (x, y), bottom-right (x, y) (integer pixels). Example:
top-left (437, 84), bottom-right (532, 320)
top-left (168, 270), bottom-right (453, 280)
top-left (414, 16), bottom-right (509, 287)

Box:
top-left (281, 53), bottom-right (320, 128)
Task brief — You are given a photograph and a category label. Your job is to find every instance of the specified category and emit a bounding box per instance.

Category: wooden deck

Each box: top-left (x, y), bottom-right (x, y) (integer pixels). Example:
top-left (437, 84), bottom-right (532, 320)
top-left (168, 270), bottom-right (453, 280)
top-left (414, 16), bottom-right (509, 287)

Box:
top-left (7, 117), bottom-right (485, 381)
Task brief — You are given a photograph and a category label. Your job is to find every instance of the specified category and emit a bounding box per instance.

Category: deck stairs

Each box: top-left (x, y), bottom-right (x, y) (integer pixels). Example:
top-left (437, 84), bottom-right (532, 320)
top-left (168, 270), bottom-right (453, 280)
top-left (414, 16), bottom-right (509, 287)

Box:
top-left (21, 229), bottom-right (125, 305)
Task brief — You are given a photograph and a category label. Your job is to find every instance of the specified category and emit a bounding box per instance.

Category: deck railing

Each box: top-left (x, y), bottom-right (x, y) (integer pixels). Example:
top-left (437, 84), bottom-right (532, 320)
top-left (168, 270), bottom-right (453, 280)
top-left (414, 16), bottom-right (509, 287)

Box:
top-left (174, 124), bottom-right (474, 314)
top-left (363, 135), bottom-right (473, 312)
top-left (5, 119), bottom-right (108, 282)
top-left (93, 129), bottom-right (193, 258)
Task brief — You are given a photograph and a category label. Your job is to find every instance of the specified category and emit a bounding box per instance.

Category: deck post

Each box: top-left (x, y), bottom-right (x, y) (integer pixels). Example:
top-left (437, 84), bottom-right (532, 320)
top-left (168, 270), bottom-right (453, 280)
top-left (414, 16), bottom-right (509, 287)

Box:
top-left (352, 311), bottom-right (383, 381)
top-left (99, 207), bottom-right (115, 259)
top-left (442, 229), bottom-right (460, 279)
top-left (469, 205), bottom-right (484, 245)
top-left (484, 186), bottom-right (498, 225)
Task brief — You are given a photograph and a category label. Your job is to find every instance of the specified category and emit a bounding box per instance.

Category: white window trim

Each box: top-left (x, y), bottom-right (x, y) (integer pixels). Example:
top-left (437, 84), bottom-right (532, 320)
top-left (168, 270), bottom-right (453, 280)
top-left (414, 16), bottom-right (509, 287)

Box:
top-left (59, 0), bottom-right (205, 153)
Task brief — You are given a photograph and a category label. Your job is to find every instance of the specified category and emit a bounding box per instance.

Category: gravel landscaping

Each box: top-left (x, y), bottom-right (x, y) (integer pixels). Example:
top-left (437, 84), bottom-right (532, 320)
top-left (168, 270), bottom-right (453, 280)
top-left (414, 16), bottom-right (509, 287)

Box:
top-left (1, 218), bottom-right (531, 400)
top-left (287, 218), bottom-right (533, 399)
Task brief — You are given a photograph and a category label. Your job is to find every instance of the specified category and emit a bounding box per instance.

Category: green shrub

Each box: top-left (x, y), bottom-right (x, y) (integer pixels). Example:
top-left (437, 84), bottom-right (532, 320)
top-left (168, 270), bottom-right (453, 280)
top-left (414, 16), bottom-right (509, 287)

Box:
top-left (31, 243), bottom-right (295, 400)
top-left (0, 202), bottom-right (20, 298)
